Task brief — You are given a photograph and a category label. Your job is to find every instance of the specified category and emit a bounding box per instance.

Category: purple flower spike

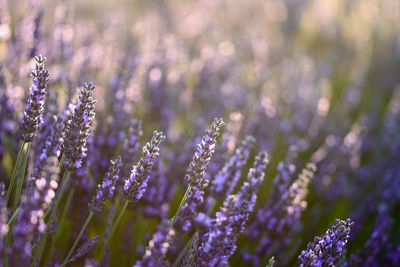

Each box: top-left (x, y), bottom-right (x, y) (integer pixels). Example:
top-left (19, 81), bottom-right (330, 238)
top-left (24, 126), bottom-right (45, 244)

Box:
top-left (89, 156), bottom-right (122, 213)
top-left (123, 131), bottom-right (166, 202)
top-left (63, 82), bottom-right (96, 170)
top-left (134, 220), bottom-right (175, 267)
top-left (20, 55), bottom-right (49, 142)
top-left (175, 118), bottom-right (224, 231)
top-left (211, 135), bottom-right (255, 199)
top-left (198, 151), bottom-right (269, 266)
top-left (185, 118), bottom-right (225, 187)
top-left (298, 218), bottom-right (353, 267)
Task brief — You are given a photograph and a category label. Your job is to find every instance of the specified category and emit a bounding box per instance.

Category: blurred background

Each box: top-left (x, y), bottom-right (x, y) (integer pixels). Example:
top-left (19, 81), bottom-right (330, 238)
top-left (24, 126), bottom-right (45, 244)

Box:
top-left (1, 0), bottom-right (400, 266)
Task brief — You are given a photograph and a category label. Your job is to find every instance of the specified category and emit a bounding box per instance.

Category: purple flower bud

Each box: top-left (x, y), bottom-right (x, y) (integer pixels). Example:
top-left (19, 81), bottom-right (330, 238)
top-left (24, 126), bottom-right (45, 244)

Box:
top-left (69, 235), bottom-right (99, 263)
top-left (175, 118), bottom-right (224, 232)
top-left (297, 218), bottom-right (353, 267)
top-left (89, 156), bottom-right (122, 213)
top-left (185, 118), bottom-right (225, 187)
top-left (123, 131), bottom-right (166, 202)
top-left (63, 82), bottom-right (96, 170)
top-left (20, 55), bottom-right (49, 142)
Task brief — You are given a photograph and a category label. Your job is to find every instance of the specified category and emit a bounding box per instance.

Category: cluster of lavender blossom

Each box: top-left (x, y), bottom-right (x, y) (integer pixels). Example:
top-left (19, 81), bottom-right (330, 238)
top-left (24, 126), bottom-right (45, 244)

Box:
top-left (1, 0), bottom-right (400, 266)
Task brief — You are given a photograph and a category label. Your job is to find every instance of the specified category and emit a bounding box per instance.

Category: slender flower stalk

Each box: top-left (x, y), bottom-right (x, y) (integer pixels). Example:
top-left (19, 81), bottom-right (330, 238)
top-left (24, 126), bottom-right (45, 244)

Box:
top-left (173, 118), bottom-right (224, 231)
top-left (5, 55), bottom-right (49, 208)
top-left (31, 82), bottom-right (96, 266)
top-left (62, 157), bottom-right (122, 265)
top-left (4, 142), bottom-right (26, 208)
top-left (99, 131), bottom-right (165, 259)
top-left (190, 151), bottom-right (269, 266)
top-left (13, 142), bottom-right (31, 211)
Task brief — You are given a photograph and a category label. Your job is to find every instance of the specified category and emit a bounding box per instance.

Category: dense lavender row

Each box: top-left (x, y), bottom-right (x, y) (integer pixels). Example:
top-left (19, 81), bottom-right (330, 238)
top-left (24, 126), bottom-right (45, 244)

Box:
top-left (1, 0), bottom-right (400, 266)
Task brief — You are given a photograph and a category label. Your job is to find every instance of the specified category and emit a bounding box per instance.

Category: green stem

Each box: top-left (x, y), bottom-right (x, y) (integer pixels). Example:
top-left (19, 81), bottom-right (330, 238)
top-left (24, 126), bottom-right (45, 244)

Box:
top-left (206, 200), bottom-right (217, 216)
top-left (4, 142), bottom-right (26, 207)
top-left (99, 199), bottom-right (129, 260)
top-left (2, 208), bottom-right (20, 267)
top-left (13, 142), bottom-right (31, 211)
top-left (171, 184), bottom-right (192, 226)
top-left (61, 211), bottom-right (94, 266)
top-left (172, 196), bottom-right (216, 267)
top-left (58, 154), bottom-right (65, 171)
top-left (172, 232), bottom-right (196, 267)
top-left (31, 171), bottom-right (71, 267)
top-left (49, 188), bottom-right (76, 263)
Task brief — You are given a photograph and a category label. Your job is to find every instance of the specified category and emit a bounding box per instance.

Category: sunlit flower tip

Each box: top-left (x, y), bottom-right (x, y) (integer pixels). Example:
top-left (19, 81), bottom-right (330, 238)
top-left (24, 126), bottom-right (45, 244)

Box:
top-left (20, 55), bottom-right (50, 142)
top-left (123, 131), bottom-right (166, 202)
top-left (89, 156), bottom-right (122, 213)
top-left (298, 218), bottom-right (353, 267)
top-left (63, 82), bottom-right (96, 170)
top-left (185, 118), bottom-right (224, 187)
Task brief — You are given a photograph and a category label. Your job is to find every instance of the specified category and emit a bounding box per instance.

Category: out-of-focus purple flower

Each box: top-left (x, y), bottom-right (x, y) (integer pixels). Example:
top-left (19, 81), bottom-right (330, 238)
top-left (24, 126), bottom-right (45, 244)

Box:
top-left (141, 159), bottom-right (171, 219)
top-left (68, 235), bottom-right (99, 264)
top-left (344, 211), bottom-right (400, 267)
top-left (246, 157), bottom-right (297, 241)
top-left (121, 120), bottom-right (143, 179)
top-left (174, 118), bottom-right (224, 232)
top-left (246, 163), bottom-right (316, 265)
top-left (19, 55), bottom-right (49, 143)
top-left (134, 220), bottom-right (175, 267)
top-left (197, 151), bottom-right (269, 266)
top-left (123, 131), bottom-right (166, 202)
top-left (89, 156), bottom-right (122, 213)
top-left (7, 156), bottom-right (59, 265)
top-left (210, 135), bottom-right (255, 199)
top-left (297, 218), bottom-right (353, 267)
top-left (63, 82), bottom-right (96, 170)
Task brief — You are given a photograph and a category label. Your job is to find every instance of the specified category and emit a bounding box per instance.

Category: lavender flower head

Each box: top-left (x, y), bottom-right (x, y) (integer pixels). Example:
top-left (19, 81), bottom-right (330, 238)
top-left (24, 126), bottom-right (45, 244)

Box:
top-left (198, 151), bottom-right (269, 266)
top-left (89, 156), bottom-right (122, 213)
top-left (63, 82), bottom-right (96, 170)
top-left (298, 218), bottom-right (353, 267)
top-left (20, 55), bottom-right (49, 142)
top-left (134, 220), bottom-right (175, 267)
top-left (174, 118), bottom-right (224, 231)
top-left (185, 118), bottom-right (225, 187)
top-left (124, 130), bottom-right (166, 202)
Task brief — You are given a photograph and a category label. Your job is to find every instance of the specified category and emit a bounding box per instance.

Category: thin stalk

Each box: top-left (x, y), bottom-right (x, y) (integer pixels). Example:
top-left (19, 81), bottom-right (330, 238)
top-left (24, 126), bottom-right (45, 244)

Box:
top-left (2, 208), bottom-right (20, 267)
top-left (48, 188), bottom-right (76, 263)
top-left (206, 200), bottom-right (217, 216)
top-left (172, 196), bottom-right (217, 267)
top-left (172, 232), bottom-right (196, 267)
top-left (13, 142), bottom-right (31, 211)
top-left (4, 142), bottom-right (26, 207)
top-left (99, 199), bottom-right (129, 260)
top-left (31, 171), bottom-right (71, 267)
top-left (61, 211), bottom-right (94, 266)
top-left (171, 184), bottom-right (192, 226)
top-left (58, 154), bottom-right (65, 171)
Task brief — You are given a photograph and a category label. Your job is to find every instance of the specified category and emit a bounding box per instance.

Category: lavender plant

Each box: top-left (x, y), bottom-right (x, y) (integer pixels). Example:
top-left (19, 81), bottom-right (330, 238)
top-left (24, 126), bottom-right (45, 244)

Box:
top-left (0, 1), bottom-right (400, 266)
